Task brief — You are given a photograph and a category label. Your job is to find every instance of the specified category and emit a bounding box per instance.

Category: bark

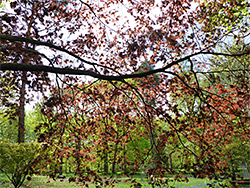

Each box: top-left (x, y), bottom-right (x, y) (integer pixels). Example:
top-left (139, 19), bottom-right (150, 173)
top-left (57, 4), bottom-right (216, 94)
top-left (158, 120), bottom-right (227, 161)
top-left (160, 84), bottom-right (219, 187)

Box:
top-left (169, 151), bottom-right (174, 172)
top-left (59, 156), bottom-right (63, 175)
top-left (103, 144), bottom-right (109, 175)
top-left (76, 136), bottom-right (81, 174)
top-left (112, 141), bottom-right (119, 174)
top-left (123, 145), bottom-right (128, 175)
top-left (18, 76), bottom-right (25, 143)
top-left (1, 33), bottom-right (246, 81)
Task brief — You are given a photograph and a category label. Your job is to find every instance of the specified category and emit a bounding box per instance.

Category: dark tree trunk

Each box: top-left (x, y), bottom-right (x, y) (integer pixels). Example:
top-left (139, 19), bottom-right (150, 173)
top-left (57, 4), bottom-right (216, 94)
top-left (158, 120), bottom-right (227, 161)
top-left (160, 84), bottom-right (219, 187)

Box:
top-left (104, 142), bottom-right (109, 174)
top-left (112, 141), bottom-right (119, 174)
top-left (59, 156), bottom-right (63, 175)
top-left (169, 152), bottom-right (173, 172)
top-left (76, 136), bottom-right (81, 174)
top-left (149, 125), bottom-right (157, 168)
top-left (18, 77), bottom-right (25, 143)
top-left (123, 145), bottom-right (128, 175)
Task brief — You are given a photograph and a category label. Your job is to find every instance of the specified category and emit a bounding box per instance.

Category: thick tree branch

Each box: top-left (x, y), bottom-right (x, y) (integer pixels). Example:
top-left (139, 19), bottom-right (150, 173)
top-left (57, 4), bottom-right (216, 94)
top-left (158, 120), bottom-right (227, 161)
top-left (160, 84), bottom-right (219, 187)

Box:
top-left (1, 34), bottom-right (250, 81)
top-left (0, 34), bottom-right (118, 73)
top-left (0, 63), bottom-right (122, 81)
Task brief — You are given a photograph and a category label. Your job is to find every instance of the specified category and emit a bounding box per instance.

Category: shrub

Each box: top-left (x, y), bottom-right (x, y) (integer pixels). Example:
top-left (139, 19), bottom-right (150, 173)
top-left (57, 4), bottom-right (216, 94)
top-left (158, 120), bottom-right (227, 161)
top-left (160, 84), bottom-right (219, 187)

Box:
top-left (0, 140), bottom-right (40, 188)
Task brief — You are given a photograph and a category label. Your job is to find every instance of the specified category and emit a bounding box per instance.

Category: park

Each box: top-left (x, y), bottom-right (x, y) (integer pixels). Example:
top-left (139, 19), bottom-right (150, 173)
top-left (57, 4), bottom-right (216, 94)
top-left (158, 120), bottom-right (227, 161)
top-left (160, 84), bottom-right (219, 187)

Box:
top-left (0, 0), bottom-right (250, 187)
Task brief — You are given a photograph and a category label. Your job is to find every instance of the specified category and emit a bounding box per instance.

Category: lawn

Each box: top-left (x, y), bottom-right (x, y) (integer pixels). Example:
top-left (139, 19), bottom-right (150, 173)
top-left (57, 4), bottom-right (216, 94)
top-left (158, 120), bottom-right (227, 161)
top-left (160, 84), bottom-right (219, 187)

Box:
top-left (0, 173), bottom-right (230, 188)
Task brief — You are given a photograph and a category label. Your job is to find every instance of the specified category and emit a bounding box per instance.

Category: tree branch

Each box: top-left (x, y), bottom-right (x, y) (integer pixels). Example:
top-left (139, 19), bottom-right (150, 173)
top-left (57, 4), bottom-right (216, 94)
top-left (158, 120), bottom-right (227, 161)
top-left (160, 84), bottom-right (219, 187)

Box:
top-left (1, 34), bottom-right (250, 81)
top-left (0, 34), bottom-right (118, 74)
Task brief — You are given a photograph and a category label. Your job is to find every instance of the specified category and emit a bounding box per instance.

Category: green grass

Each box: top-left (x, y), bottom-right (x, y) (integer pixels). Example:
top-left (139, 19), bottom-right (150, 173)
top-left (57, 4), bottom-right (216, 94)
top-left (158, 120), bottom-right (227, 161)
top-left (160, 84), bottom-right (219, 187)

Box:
top-left (0, 174), bottom-right (231, 187)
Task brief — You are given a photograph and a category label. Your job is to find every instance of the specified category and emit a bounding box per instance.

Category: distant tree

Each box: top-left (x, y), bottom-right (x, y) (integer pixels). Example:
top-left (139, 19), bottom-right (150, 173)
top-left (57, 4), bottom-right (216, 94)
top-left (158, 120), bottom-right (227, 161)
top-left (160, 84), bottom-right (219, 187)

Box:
top-left (0, 110), bottom-right (18, 142)
top-left (0, 0), bottom-right (51, 143)
top-left (208, 42), bottom-right (250, 180)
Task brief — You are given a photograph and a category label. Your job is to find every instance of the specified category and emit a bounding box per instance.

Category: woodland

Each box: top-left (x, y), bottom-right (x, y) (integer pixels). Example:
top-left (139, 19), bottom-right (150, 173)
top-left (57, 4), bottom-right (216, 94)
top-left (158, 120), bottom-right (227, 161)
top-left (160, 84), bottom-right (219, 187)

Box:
top-left (0, 0), bottom-right (250, 187)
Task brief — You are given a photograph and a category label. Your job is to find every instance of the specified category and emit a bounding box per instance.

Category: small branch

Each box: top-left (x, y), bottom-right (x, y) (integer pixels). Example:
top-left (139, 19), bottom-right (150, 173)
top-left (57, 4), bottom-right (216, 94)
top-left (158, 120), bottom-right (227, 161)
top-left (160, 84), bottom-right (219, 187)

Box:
top-left (196, 69), bottom-right (249, 74)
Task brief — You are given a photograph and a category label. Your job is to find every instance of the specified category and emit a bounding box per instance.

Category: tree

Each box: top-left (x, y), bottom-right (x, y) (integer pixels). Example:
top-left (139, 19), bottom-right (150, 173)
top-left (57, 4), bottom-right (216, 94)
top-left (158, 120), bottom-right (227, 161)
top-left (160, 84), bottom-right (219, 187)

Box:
top-left (208, 42), bottom-right (250, 180)
top-left (0, 140), bottom-right (40, 188)
top-left (0, 110), bottom-right (18, 142)
top-left (0, 0), bottom-right (250, 186)
top-left (0, 0), bottom-right (51, 143)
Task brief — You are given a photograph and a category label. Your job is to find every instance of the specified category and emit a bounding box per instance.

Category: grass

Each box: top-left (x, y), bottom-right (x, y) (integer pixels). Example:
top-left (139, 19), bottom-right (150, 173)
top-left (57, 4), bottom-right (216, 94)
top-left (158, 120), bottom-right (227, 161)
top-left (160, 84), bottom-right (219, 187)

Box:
top-left (0, 173), bottom-right (231, 188)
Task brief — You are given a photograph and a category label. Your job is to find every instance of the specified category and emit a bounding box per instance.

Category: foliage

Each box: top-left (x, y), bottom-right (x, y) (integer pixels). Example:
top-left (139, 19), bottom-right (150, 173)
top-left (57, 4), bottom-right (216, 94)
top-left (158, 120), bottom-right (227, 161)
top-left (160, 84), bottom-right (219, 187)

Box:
top-left (208, 42), bottom-right (250, 179)
top-left (0, 140), bottom-right (40, 188)
top-left (224, 138), bottom-right (250, 171)
top-left (0, 111), bottom-right (18, 142)
top-left (0, 0), bottom-right (250, 186)
top-left (25, 107), bottom-right (45, 142)
top-left (35, 80), bottom-right (155, 184)
top-left (0, 108), bottom-right (41, 143)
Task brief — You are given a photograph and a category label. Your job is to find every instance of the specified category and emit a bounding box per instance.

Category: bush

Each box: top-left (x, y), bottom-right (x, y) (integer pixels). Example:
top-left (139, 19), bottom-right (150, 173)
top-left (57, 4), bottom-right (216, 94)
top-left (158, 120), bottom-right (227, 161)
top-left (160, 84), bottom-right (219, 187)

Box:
top-left (0, 140), bottom-right (40, 188)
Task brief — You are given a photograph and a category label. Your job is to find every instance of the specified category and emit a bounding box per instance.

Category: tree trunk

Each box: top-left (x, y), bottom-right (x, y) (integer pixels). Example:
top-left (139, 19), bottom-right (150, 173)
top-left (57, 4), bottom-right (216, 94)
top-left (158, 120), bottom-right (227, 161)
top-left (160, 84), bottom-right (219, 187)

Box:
top-left (59, 156), bottom-right (63, 175)
top-left (103, 121), bottom-right (109, 174)
top-left (76, 136), bottom-right (81, 174)
top-left (149, 125), bottom-right (157, 168)
top-left (103, 142), bottom-right (109, 174)
top-left (18, 77), bottom-right (25, 143)
top-left (112, 141), bottom-right (119, 174)
top-left (169, 151), bottom-right (173, 172)
top-left (123, 145), bottom-right (128, 175)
